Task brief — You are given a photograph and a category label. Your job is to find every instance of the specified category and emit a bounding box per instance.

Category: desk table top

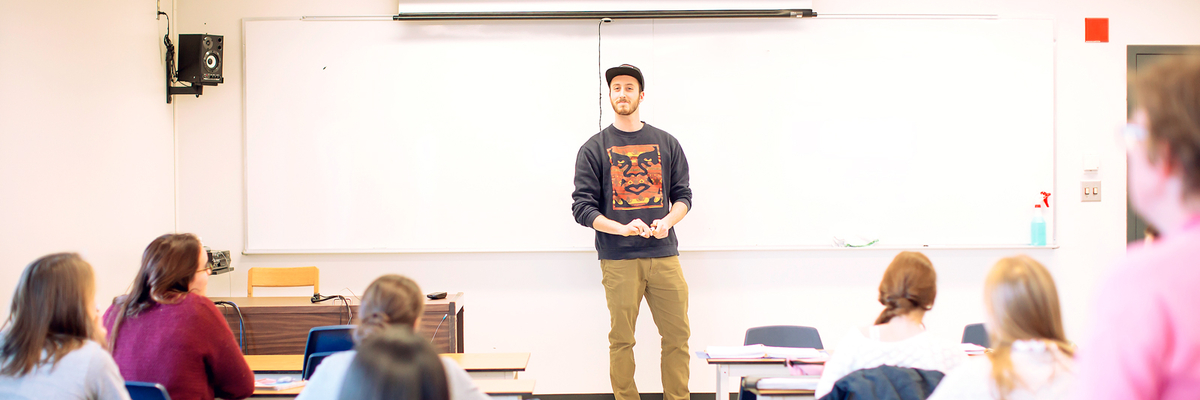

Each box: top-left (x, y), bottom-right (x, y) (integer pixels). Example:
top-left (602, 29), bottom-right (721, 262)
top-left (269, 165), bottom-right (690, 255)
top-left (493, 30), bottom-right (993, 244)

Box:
top-left (441, 353), bottom-right (529, 371)
top-left (475, 379), bottom-right (536, 395)
top-left (247, 354), bottom-right (304, 372)
top-left (246, 352), bottom-right (530, 373)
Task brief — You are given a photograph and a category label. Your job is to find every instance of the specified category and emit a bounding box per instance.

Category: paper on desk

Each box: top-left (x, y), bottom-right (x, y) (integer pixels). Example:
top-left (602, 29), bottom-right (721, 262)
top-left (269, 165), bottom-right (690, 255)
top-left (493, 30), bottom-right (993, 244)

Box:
top-left (757, 377), bottom-right (819, 390)
top-left (705, 344), bottom-right (768, 358)
top-left (255, 376), bottom-right (306, 391)
top-left (763, 346), bottom-right (821, 359)
top-left (704, 345), bottom-right (821, 359)
top-left (960, 343), bottom-right (987, 355)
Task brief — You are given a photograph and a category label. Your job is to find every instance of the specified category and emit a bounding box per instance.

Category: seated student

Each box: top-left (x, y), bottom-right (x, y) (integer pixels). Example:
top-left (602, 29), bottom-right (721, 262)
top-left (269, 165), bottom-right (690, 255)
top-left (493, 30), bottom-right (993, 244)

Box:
top-left (298, 274), bottom-right (487, 400)
top-left (337, 329), bottom-right (451, 400)
top-left (0, 253), bottom-right (131, 400)
top-left (814, 251), bottom-right (967, 398)
top-left (102, 233), bottom-right (253, 400)
top-left (927, 255), bottom-right (1073, 400)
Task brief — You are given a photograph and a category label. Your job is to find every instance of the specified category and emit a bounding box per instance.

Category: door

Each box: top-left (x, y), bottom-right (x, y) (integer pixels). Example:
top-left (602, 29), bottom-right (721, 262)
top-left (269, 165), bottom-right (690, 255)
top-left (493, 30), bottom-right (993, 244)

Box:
top-left (1125, 46), bottom-right (1200, 242)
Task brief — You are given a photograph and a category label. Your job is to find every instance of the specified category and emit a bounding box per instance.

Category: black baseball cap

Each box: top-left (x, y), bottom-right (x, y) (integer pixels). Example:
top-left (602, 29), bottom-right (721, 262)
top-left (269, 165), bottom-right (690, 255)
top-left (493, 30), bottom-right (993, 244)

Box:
top-left (605, 64), bottom-right (644, 91)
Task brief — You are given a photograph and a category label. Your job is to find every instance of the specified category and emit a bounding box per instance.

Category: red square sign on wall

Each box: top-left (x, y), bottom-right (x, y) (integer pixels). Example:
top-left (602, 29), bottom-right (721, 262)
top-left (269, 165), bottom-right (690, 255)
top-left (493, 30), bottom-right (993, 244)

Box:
top-left (1085, 18), bottom-right (1109, 43)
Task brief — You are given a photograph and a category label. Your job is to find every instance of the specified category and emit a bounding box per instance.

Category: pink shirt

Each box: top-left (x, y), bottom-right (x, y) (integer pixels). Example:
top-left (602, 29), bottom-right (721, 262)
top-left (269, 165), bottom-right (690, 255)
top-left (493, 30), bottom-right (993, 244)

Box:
top-left (1074, 218), bottom-right (1200, 400)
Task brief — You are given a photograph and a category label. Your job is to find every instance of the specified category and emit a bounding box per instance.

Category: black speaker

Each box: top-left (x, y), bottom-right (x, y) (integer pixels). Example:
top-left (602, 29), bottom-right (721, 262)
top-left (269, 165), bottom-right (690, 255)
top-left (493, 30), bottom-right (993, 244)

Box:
top-left (177, 34), bottom-right (223, 86)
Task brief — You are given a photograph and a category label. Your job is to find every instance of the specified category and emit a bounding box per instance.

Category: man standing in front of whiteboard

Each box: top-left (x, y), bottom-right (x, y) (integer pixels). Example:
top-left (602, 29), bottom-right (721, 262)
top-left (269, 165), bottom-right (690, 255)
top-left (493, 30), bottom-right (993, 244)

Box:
top-left (572, 64), bottom-right (693, 400)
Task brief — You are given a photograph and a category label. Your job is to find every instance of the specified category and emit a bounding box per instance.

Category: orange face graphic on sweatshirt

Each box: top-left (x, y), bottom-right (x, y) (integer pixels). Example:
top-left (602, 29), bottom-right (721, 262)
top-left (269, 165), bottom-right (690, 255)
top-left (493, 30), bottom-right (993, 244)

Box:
top-left (608, 144), bottom-right (665, 210)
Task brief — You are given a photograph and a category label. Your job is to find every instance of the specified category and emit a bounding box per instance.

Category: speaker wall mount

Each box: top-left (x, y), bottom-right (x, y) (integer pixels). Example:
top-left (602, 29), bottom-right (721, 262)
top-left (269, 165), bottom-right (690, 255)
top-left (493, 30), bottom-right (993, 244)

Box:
top-left (167, 33), bottom-right (224, 103)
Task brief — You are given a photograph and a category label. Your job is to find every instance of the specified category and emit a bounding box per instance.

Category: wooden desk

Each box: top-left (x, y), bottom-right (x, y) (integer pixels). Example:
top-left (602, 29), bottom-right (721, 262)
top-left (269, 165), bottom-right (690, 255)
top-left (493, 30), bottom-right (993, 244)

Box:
top-left (476, 379), bottom-right (536, 400)
top-left (440, 353), bottom-right (529, 379)
top-left (252, 380), bottom-right (536, 399)
top-left (245, 352), bottom-right (529, 378)
top-left (210, 292), bottom-right (464, 354)
top-left (246, 355), bottom-right (304, 373)
top-left (252, 383), bottom-right (305, 397)
top-left (247, 354), bottom-right (534, 399)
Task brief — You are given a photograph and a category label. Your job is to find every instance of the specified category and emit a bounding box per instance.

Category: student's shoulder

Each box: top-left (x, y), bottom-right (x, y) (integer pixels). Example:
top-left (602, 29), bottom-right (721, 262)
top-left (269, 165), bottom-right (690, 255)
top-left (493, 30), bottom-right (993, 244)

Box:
top-left (74, 341), bottom-right (121, 372)
top-left (928, 357), bottom-right (992, 400)
top-left (181, 292), bottom-right (220, 310)
top-left (178, 293), bottom-right (228, 324)
top-left (325, 350), bottom-right (357, 365)
top-left (830, 327), bottom-right (871, 355)
top-left (577, 131), bottom-right (607, 154)
top-left (71, 340), bottom-right (112, 360)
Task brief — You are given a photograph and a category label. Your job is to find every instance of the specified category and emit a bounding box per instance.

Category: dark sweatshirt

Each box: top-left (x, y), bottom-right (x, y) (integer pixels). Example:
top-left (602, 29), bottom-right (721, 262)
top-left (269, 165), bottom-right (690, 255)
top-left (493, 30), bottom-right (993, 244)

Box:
top-left (572, 123), bottom-right (692, 260)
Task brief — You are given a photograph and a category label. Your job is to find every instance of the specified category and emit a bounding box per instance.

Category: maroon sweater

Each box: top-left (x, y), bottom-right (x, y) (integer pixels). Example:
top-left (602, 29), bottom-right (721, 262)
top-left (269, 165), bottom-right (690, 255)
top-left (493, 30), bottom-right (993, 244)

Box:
top-left (102, 293), bottom-right (254, 400)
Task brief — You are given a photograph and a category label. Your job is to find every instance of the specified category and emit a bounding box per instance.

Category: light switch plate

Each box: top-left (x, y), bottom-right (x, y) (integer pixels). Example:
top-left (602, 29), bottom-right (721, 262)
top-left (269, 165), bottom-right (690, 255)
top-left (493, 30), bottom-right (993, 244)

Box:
top-left (1082, 181), bottom-right (1101, 202)
top-left (1083, 153), bottom-right (1100, 171)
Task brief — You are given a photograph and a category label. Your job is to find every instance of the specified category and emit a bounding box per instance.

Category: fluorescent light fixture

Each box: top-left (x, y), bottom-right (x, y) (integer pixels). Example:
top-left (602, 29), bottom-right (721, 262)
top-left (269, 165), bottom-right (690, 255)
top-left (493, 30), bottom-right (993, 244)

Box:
top-left (393, 9), bottom-right (816, 21)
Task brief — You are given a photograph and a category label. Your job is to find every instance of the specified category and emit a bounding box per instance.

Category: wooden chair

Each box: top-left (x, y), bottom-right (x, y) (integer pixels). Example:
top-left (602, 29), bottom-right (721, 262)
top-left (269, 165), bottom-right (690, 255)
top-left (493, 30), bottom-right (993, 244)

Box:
top-left (247, 266), bottom-right (319, 297)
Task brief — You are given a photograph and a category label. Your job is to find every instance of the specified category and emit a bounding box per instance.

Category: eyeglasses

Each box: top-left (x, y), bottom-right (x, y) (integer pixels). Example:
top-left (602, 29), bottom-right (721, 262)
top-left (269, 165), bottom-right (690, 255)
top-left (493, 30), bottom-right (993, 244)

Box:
top-left (198, 264), bottom-right (213, 275)
top-left (1120, 123), bottom-right (1149, 148)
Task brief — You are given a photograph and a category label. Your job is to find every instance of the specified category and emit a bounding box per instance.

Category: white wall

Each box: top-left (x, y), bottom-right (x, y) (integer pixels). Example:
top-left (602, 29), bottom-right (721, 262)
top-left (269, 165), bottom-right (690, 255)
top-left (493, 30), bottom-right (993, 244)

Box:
top-left (6, 0), bottom-right (1197, 395)
top-left (0, 2), bottom-right (175, 315)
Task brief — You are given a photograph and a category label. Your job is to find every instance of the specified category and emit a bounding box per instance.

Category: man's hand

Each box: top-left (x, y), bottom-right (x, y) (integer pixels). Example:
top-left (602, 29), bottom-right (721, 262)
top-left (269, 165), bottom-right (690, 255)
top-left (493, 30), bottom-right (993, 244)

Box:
top-left (650, 219), bottom-right (672, 239)
top-left (624, 219), bottom-right (653, 237)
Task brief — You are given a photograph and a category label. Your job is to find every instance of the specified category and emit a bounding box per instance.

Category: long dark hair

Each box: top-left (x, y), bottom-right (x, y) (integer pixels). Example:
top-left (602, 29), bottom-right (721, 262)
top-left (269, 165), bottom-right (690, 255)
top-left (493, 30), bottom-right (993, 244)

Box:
top-left (338, 329), bottom-right (450, 400)
top-left (874, 251), bottom-right (937, 325)
top-left (354, 274), bottom-right (424, 344)
top-left (107, 233), bottom-right (203, 351)
top-left (1, 253), bottom-right (104, 377)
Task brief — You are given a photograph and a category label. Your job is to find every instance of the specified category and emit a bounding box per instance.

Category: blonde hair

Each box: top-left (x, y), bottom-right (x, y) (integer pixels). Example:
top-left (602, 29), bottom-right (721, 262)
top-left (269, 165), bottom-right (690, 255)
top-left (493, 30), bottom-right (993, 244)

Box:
top-left (354, 275), bottom-right (424, 343)
top-left (984, 255), bottom-right (1073, 400)
top-left (1, 253), bottom-right (104, 377)
top-left (874, 251), bottom-right (937, 325)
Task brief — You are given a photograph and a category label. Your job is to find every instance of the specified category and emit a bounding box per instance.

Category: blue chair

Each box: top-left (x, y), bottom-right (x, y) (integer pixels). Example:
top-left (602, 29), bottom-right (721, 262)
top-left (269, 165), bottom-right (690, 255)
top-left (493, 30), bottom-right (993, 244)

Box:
top-left (302, 325), bottom-right (355, 376)
top-left (738, 326), bottom-right (823, 400)
top-left (744, 325), bottom-right (824, 349)
top-left (961, 323), bottom-right (989, 348)
top-left (303, 351), bottom-right (338, 380)
top-left (126, 382), bottom-right (171, 400)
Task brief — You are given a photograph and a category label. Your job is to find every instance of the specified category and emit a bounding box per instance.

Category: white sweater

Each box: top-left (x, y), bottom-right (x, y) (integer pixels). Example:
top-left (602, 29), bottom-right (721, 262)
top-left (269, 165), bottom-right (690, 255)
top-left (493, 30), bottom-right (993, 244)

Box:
top-left (0, 340), bottom-right (131, 400)
top-left (295, 350), bottom-right (490, 400)
top-left (928, 341), bottom-right (1074, 400)
top-left (815, 327), bottom-right (967, 398)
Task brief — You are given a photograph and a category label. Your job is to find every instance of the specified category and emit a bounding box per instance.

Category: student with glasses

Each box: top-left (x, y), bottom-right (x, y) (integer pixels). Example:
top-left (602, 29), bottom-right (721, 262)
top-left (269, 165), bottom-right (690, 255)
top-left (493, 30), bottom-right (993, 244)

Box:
top-left (103, 233), bottom-right (253, 400)
top-left (1073, 57), bottom-right (1200, 400)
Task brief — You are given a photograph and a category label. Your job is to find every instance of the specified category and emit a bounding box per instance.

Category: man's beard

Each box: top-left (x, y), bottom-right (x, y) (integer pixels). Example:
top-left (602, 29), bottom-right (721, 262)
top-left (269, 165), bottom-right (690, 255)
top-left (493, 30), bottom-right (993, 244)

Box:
top-left (612, 98), bottom-right (639, 116)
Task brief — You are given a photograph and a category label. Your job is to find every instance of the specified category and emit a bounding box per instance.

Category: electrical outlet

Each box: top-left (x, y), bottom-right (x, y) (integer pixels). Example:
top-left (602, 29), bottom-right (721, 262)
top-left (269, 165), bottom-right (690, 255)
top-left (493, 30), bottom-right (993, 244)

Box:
top-left (1082, 180), bottom-right (1101, 202)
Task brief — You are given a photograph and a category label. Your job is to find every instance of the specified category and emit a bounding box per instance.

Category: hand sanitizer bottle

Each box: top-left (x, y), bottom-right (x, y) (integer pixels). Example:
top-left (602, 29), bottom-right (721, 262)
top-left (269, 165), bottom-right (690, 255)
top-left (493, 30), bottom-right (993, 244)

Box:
top-left (1031, 204), bottom-right (1047, 246)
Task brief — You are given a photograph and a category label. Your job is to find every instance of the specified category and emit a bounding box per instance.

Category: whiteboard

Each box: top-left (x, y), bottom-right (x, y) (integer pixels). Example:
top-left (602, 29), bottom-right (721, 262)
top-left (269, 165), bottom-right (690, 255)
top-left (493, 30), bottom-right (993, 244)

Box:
top-left (243, 17), bottom-right (1055, 253)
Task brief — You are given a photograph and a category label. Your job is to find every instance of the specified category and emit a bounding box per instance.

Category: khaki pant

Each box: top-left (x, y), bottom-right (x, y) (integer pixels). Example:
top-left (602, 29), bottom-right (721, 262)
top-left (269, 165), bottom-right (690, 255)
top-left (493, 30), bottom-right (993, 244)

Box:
top-left (601, 256), bottom-right (690, 400)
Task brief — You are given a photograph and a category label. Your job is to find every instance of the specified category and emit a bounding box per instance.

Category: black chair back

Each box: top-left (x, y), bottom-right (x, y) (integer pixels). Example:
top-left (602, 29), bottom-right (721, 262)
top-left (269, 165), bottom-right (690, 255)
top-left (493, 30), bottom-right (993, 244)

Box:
top-left (744, 325), bottom-right (823, 349)
top-left (961, 323), bottom-right (989, 348)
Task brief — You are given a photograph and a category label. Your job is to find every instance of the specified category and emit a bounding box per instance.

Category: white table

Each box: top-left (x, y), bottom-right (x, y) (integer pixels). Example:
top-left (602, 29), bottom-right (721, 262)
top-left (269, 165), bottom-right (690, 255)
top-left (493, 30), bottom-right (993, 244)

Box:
top-left (698, 352), bottom-right (826, 400)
